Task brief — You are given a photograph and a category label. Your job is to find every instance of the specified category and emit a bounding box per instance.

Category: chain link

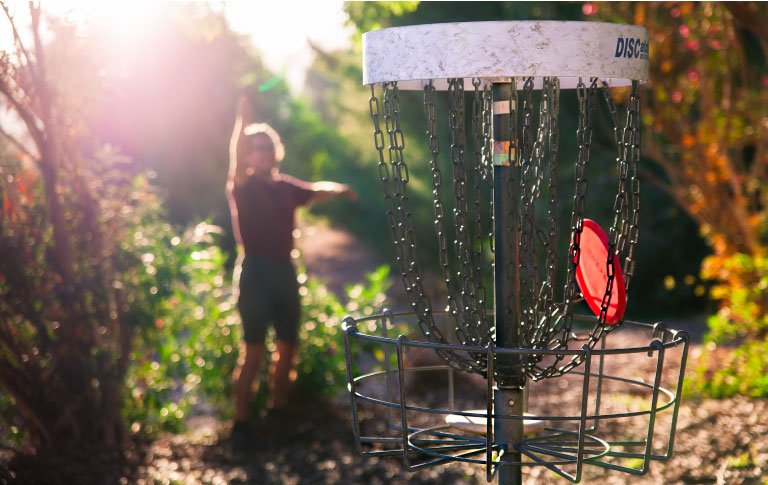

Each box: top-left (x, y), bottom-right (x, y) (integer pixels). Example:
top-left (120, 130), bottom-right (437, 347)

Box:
top-left (371, 83), bottom-right (483, 375)
top-left (530, 78), bottom-right (563, 350)
top-left (548, 77), bottom-right (600, 378)
top-left (481, 84), bottom-right (495, 256)
top-left (518, 78), bottom-right (534, 349)
top-left (544, 78), bottom-right (561, 342)
top-left (423, 80), bottom-right (457, 322)
top-left (623, 81), bottom-right (641, 289)
top-left (369, 76), bottom-right (642, 383)
top-left (470, 79), bottom-right (491, 334)
top-left (447, 78), bottom-right (488, 349)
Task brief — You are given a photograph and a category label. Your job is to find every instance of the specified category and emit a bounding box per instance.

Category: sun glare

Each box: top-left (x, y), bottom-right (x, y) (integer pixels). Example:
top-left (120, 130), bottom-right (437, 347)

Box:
top-left (54, 1), bottom-right (163, 40)
top-left (1, 1), bottom-right (351, 94)
top-left (0, 1), bottom-right (165, 56)
top-left (216, 0), bottom-right (352, 92)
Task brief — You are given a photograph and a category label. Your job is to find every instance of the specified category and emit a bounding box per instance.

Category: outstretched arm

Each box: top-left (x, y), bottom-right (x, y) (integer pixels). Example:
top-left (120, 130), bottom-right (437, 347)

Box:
top-left (228, 96), bottom-right (252, 187)
top-left (308, 181), bottom-right (358, 204)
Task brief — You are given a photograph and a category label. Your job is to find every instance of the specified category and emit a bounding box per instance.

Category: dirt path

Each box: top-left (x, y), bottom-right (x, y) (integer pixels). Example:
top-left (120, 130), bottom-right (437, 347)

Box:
top-left (296, 219), bottom-right (385, 299)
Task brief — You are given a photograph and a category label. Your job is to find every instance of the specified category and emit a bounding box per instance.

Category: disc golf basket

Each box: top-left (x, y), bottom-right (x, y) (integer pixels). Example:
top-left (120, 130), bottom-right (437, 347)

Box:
top-left (342, 21), bottom-right (689, 483)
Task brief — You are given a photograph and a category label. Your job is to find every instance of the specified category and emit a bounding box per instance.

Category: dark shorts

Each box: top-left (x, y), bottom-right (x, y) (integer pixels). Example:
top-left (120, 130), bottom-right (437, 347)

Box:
top-left (237, 256), bottom-right (300, 344)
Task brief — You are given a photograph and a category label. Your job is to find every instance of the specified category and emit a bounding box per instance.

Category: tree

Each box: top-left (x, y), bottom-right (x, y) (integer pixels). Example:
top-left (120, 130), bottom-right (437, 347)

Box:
top-left (593, 2), bottom-right (768, 395)
top-left (0, 2), bottom-right (154, 475)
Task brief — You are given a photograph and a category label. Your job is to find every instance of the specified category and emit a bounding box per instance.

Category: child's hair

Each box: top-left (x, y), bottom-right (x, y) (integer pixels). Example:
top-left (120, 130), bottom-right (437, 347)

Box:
top-left (244, 123), bottom-right (285, 162)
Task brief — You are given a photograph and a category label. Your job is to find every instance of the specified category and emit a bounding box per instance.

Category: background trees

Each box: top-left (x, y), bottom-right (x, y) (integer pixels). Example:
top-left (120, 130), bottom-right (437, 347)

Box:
top-left (595, 1), bottom-right (768, 396)
top-left (0, 1), bottom-right (141, 464)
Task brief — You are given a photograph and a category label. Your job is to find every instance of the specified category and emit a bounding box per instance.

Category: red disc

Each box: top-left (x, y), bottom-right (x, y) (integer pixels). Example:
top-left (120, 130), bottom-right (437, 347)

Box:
top-left (573, 219), bottom-right (627, 325)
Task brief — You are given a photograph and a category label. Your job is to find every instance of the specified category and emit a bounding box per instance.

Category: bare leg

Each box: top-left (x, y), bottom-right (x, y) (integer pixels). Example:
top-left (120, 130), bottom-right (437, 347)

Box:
top-left (233, 341), bottom-right (265, 422)
top-left (270, 339), bottom-right (297, 409)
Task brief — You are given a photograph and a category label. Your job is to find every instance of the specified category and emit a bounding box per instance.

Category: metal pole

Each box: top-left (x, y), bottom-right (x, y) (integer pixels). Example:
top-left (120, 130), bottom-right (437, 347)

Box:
top-left (492, 81), bottom-right (525, 485)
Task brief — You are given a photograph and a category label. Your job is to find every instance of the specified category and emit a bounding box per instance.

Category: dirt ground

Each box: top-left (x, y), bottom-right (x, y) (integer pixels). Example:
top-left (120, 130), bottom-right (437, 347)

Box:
top-left (128, 392), bottom-right (768, 484)
top-left (3, 223), bottom-right (767, 484)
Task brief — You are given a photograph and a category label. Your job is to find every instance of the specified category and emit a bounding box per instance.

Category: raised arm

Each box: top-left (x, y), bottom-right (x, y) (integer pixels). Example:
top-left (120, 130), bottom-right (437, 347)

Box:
top-left (228, 96), bottom-right (253, 187)
top-left (308, 181), bottom-right (358, 204)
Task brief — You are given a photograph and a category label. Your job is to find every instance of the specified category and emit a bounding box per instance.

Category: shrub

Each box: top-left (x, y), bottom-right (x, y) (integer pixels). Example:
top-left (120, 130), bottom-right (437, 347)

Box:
top-left (122, 215), bottom-right (391, 434)
top-left (693, 253), bottom-right (768, 397)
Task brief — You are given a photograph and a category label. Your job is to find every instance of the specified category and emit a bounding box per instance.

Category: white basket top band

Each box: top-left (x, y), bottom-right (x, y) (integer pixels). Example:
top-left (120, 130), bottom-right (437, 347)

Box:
top-left (363, 21), bottom-right (649, 90)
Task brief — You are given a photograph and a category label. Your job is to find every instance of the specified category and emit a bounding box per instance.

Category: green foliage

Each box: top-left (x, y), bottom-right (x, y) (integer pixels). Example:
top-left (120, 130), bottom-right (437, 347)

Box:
top-left (121, 205), bottom-right (391, 435)
top-left (0, 26), bottom-right (169, 452)
top-left (344, 2), bottom-right (420, 37)
top-left (692, 253), bottom-right (768, 398)
top-left (694, 337), bottom-right (768, 398)
top-left (122, 215), bottom-right (239, 436)
top-left (295, 265), bottom-right (390, 396)
top-left (727, 451), bottom-right (754, 470)
top-left (703, 253), bottom-right (768, 343)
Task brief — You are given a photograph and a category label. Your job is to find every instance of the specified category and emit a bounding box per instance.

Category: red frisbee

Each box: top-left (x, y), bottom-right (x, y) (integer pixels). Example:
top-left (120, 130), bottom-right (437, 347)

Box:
top-left (572, 219), bottom-right (626, 324)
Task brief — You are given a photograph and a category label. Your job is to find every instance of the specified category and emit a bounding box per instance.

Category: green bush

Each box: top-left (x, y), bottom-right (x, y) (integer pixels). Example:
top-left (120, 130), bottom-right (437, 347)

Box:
top-left (693, 253), bottom-right (768, 397)
top-left (122, 208), bottom-right (391, 435)
top-left (296, 265), bottom-right (390, 396)
top-left (123, 218), bottom-right (238, 436)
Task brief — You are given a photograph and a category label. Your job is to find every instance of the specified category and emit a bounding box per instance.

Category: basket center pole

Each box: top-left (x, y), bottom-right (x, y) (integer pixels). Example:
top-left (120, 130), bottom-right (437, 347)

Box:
top-left (492, 81), bottom-right (525, 484)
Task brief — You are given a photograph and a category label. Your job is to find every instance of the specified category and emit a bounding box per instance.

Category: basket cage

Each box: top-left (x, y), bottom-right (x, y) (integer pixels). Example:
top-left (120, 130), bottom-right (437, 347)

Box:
top-left (342, 311), bottom-right (690, 482)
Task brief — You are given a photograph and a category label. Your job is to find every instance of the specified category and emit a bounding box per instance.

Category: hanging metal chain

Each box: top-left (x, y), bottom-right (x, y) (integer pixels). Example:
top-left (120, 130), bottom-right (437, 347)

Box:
top-left (518, 77), bottom-right (535, 339)
top-left (529, 78), bottom-right (564, 350)
top-left (544, 77), bottom-right (601, 379)
top-left (563, 78), bottom-right (594, 325)
top-left (371, 83), bottom-right (483, 375)
top-left (447, 78), bottom-right (488, 348)
top-left (476, 82), bottom-right (494, 183)
top-left (481, 84), bottom-right (495, 258)
top-left (598, 85), bottom-right (626, 325)
top-left (543, 77), bottom-right (562, 342)
top-left (600, 80), bottom-right (641, 292)
top-left (424, 80), bottom-right (490, 369)
top-left (470, 79), bottom-right (491, 333)
top-left (370, 77), bottom-right (641, 383)
top-left (423, 80), bottom-right (461, 330)
top-left (601, 82), bottom-right (630, 310)
top-left (623, 81), bottom-right (641, 290)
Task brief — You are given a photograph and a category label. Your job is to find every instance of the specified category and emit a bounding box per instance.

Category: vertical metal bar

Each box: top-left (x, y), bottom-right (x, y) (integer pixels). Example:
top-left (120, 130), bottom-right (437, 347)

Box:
top-left (485, 343), bottom-right (495, 482)
top-left (382, 310), bottom-right (396, 428)
top-left (495, 386), bottom-right (525, 483)
top-left (448, 365), bottom-right (455, 412)
top-left (493, 80), bottom-right (524, 485)
top-left (589, 330), bottom-right (608, 432)
top-left (492, 80), bottom-right (522, 386)
top-left (342, 317), bottom-right (363, 455)
top-left (641, 340), bottom-right (666, 472)
top-left (575, 345), bottom-right (593, 483)
top-left (396, 335), bottom-right (411, 469)
top-left (663, 332), bottom-right (690, 458)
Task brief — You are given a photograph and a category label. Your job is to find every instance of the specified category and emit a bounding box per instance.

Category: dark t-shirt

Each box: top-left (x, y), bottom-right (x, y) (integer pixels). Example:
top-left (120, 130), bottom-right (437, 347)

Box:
top-left (229, 173), bottom-right (314, 262)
